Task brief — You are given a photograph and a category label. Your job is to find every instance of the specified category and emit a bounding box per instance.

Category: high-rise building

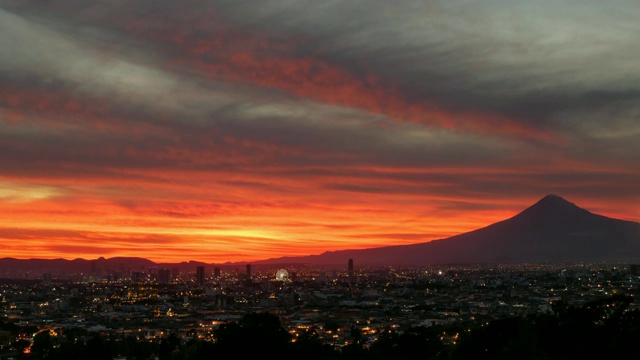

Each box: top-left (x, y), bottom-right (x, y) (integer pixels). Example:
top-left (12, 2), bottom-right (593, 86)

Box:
top-left (246, 263), bottom-right (252, 279)
top-left (158, 268), bottom-right (171, 285)
top-left (214, 267), bottom-right (221, 278)
top-left (196, 266), bottom-right (205, 286)
top-left (348, 258), bottom-right (354, 277)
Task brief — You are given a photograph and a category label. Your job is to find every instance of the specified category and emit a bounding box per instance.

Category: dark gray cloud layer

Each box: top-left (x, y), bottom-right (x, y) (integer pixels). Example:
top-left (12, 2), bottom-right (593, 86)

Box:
top-left (1, 0), bottom-right (638, 223)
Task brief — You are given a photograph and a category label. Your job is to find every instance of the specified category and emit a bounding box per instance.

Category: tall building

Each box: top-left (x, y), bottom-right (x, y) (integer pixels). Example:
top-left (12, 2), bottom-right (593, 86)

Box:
top-left (348, 258), bottom-right (354, 278)
top-left (214, 267), bottom-right (221, 278)
top-left (196, 266), bottom-right (205, 286)
top-left (158, 268), bottom-right (171, 285)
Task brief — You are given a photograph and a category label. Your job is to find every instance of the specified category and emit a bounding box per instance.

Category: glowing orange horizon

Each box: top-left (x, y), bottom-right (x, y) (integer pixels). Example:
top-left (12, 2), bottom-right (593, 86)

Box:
top-left (1, 174), bottom-right (637, 264)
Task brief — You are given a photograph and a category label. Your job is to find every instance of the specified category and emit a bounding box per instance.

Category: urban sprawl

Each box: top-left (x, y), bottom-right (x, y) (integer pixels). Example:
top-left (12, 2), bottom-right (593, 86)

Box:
top-left (1, 261), bottom-right (639, 358)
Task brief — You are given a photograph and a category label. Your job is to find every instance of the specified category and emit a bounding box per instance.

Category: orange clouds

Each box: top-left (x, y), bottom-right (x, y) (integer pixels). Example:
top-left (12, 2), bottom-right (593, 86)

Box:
top-left (1, 2), bottom-right (639, 265)
top-left (0, 165), bottom-right (498, 262)
top-left (0, 164), bottom-right (538, 263)
top-left (0, 147), bottom-right (638, 263)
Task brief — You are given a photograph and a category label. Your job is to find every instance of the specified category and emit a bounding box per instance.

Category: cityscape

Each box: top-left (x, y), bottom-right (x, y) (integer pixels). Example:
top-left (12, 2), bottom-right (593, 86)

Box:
top-left (1, 259), bottom-right (640, 359)
top-left (2, 1), bottom-right (640, 358)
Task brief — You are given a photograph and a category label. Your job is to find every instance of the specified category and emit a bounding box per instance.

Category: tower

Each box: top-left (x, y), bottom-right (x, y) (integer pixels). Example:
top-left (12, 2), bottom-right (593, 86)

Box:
top-left (348, 258), bottom-right (354, 278)
top-left (196, 266), bottom-right (205, 286)
top-left (246, 263), bottom-right (252, 279)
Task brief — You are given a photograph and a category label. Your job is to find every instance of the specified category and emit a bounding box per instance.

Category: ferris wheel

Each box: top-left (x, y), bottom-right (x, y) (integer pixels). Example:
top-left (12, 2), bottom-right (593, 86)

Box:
top-left (275, 269), bottom-right (289, 281)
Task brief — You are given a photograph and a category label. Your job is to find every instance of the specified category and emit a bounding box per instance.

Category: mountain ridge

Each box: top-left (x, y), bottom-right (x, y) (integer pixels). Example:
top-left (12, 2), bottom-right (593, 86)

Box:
top-left (253, 194), bottom-right (640, 265)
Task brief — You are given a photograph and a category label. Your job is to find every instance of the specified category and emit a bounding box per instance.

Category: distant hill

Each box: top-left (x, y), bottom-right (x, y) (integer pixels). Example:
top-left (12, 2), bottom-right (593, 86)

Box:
top-left (2, 195), bottom-right (639, 274)
top-left (0, 256), bottom-right (155, 275)
top-left (254, 194), bottom-right (640, 266)
top-left (0, 256), bottom-right (223, 276)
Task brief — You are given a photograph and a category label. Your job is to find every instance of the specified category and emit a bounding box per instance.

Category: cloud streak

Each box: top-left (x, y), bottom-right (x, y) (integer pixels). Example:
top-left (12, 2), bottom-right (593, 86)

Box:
top-left (0, 0), bottom-right (639, 263)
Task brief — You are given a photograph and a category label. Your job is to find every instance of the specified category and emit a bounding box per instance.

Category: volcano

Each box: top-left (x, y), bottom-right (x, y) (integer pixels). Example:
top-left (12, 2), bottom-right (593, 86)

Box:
top-left (256, 194), bottom-right (640, 265)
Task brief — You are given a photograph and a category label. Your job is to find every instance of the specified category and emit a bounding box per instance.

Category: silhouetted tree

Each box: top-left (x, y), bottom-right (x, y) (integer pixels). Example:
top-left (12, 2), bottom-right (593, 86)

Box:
top-left (451, 317), bottom-right (545, 360)
top-left (341, 326), bottom-right (366, 359)
top-left (213, 312), bottom-right (290, 357)
top-left (451, 294), bottom-right (640, 360)
top-left (84, 333), bottom-right (115, 360)
top-left (49, 340), bottom-right (89, 360)
top-left (397, 326), bottom-right (445, 359)
top-left (288, 326), bottom-right (338, 358)
top-left (159, 333), bottom-right (181, 359)
top-left (12, 339), bottom-right (31, 355)
top-left (368, 325), bottom-right (446, 360)
top-left (182, 338), bottom-right (214, 360)
top-left (32, 330), bottom-right (53, 358)
top-left (324, 320), bottom-right (340, 333)
top-left (367, 326), bottom-right (400, 359)
top-left (0, 320), bottom-right (19, 334)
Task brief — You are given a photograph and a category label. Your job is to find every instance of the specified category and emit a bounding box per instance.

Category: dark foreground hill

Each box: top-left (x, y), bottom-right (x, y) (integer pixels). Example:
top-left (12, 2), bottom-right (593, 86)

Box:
top-left (255, 194), bottom-right (640, 266)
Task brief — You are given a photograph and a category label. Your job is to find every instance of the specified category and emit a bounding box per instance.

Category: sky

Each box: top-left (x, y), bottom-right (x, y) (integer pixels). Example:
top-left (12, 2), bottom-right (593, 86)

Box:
top-left (0, 0), bottom-right (639, 264)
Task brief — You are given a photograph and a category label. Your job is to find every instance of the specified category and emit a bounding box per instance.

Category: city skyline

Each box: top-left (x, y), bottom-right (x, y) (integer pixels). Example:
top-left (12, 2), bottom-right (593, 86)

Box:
top-left (1, 1), bottom-right (639, 264)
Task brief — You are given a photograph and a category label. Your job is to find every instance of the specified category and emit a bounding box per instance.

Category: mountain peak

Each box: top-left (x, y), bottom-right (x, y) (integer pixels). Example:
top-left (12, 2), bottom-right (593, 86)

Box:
top-left (533, 194), bottom-right (575, 207)
top-left (541, 193), bottom-right (563, 200)
top-left (515, 194), bottom-right (590, 221)
top-left (256, 194), bottom-right (640, 266)
top-left (540, 193), bottom-right (568, 202)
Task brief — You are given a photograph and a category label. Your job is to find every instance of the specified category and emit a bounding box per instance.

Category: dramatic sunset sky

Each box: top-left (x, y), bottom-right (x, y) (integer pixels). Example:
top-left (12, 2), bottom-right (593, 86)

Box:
top-left (1, 1), bottom-right (639, 264)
